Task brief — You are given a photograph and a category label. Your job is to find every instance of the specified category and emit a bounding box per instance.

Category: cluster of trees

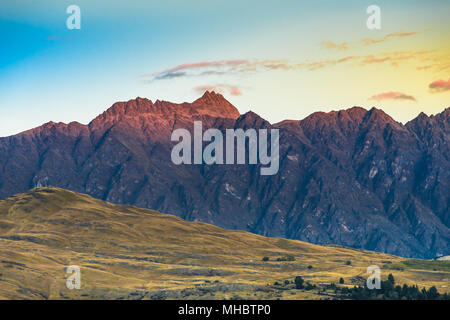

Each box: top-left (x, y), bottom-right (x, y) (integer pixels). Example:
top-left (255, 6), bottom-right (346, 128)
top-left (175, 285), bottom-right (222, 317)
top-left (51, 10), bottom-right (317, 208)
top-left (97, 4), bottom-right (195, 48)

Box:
top-left (294, 276), bottom-right (316, 290)
top-left (332, 274), bottom-right (449, 300)
top-left (288, 274), bottom-right (449, 300)
top-left (262, 255), bottom-right (295, 262)
top-left (276, 255), bottom-right (295, 262)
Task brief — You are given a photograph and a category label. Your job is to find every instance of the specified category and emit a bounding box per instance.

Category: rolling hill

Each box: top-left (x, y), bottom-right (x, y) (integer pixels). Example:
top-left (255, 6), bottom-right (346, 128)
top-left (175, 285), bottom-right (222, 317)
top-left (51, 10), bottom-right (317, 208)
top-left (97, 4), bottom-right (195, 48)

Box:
top-left (0, 188), bottom-right (448, 299)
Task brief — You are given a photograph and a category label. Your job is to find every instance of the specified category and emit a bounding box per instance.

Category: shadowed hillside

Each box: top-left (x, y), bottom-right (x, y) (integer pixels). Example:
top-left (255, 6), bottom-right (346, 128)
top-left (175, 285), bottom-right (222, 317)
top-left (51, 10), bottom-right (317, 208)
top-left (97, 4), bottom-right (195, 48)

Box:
top-left (0, 188), bottom-right (448, 299)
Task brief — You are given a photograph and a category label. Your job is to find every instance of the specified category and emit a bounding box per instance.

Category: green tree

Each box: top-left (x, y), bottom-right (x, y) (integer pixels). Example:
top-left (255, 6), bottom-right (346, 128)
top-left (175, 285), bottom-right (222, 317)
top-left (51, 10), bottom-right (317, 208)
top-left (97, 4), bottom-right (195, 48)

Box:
top-left (427, 286), bottom-right (438, 299)
top-left (305, 282), bottom-right (315, 290)
top-left (295, 276), bottom-right (304, 289)
top-left (388, 273), bottom-right (395, 285)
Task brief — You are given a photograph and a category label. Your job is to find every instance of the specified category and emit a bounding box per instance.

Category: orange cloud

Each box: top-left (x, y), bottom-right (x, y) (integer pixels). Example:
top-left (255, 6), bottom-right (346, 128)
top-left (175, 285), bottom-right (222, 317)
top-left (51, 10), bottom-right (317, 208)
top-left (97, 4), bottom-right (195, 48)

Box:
top-left (321, 41), bottom-right (348, 51)
top-left (331, 31), bottom-right (421, 49)
top-left (323, 31), bottom-right (420, 50)
top-left (418, 53), bottom-right (450, 72)
top-left (337, 56), bottom-right (359, 63)
top-left (429, 78), bottom-right (450, 93)
top-left (194, 84), bottom-right (243, 96)
top-left (358, 50), bottom-right (432, 67)
top-left (303, 50), bottom-right (431, 69)
top-left (142, 48), bottom-right (442, 83)
top-left (386, 31), bottom-right (419, 38)
top-left (361, 38), bottom-right (385, 46)
top-left (362, 55), bottom-right (391, 64)
top-left (368, 92), bottom-right (417, 102)
top-left (362, 32), bottom-right (420, 46)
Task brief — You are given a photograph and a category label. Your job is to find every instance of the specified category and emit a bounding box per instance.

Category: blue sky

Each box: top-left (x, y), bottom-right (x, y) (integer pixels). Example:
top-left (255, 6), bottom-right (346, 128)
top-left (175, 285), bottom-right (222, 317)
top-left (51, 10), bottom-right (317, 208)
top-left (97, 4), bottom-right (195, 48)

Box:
top-left (1, 0), bottom-right (449, 136)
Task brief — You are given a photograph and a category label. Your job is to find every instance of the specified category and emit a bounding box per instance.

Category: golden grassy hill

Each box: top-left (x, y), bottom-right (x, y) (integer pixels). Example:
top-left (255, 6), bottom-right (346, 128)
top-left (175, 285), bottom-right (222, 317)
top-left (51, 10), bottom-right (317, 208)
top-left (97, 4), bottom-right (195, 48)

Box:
top-left (0, 188), bottom-right (448, 299)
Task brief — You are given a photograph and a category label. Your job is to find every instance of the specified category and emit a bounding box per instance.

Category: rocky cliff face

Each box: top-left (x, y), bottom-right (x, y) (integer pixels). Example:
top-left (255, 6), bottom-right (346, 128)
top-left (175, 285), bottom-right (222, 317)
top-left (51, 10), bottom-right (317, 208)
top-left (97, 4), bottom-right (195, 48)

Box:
top-left (0, 91), bottom-right (448, 258)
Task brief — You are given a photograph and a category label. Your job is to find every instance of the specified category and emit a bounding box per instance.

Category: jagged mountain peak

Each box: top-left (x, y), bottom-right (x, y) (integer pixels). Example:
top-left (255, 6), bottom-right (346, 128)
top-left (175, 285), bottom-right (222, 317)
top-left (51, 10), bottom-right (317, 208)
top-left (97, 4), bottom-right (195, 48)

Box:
top-left (194, 90), bottom-right (225, 103)
top-left (341, 106), bottom-right (367, 120)
top-left (100, 97), bottom-right (154, 117)
top-left (362, 107), bottom-right (405, 131)
top-left (16, 120), bottom-right (86, 138)
top-left (298, 107), bottom-right (368, 134)
top-left (89, 93), bottom-right (241, 127)
top-left (301, 106), bottom-right (366, 123)
top-left (191, 91), bottom-right (241, 119)
top-left (407, 107), bottom-right (450, 125)
top-left (235, 111), bottom-right (271, 129)
top-left (365, 107), bottom-right (397, 122)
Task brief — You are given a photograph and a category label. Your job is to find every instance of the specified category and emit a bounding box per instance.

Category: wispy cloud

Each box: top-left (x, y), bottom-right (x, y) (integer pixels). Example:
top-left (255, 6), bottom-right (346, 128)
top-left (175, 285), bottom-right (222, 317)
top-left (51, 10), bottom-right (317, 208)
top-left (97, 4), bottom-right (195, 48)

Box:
top-left (416, 52), bottom-right (450, 72)
top-left (368, 91), bottom-right (417, 102)
top-left (416, 65), bottom-right (432, 71)
top-left (362, 31), bottom-right (420, 47)
top-left (146, 59), bottom-right (250, 77)
top-left (320, 41), bottom-right (348, 51)
top-left (302, 50), bottom-right (432, 70)
top-left (194, 84), bottom-right (243, 96)
top-left (154, 71), bottom-right (187, 80)
top-left (142, 48), bottom-right (442, 82)
top-left (142, 59), bottom-right (293, 81)
top-left (361, 55), bottom-right (390, 64)
top-left (429, 78), bottom-right (450, 93)
top-left (359, 50), bottom-right (431, 66)
top-left (46, 35), bottom-right (73, 42)
top-left (387, 31), bottom-right (419, 38)
top-left (323, 31), bottom-right (420, 51)
top-left (361, 38), bottom-right (385, 46)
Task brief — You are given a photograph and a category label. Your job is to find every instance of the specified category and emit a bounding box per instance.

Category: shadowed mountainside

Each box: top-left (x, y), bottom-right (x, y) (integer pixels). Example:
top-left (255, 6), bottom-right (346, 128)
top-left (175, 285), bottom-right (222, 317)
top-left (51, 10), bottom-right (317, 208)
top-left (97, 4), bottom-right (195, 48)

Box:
top-left (0, 92), bottom-right (448, 258)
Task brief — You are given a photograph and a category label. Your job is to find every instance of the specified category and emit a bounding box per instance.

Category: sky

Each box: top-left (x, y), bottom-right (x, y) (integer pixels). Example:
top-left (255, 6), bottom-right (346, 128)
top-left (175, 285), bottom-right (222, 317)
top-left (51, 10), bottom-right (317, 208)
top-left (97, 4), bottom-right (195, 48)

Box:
top-left (1, 0), bottom-right (449, 137)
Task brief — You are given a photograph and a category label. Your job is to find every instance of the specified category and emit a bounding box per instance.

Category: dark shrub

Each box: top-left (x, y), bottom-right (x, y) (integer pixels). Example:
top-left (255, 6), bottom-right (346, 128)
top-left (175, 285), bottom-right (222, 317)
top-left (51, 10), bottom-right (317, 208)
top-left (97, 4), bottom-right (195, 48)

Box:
top-left (286, 255), bottom-right (295, 261)
top-left (388, 273), bottom-right (395, 285)
top-left (294, 276), bottom-right (304, 289)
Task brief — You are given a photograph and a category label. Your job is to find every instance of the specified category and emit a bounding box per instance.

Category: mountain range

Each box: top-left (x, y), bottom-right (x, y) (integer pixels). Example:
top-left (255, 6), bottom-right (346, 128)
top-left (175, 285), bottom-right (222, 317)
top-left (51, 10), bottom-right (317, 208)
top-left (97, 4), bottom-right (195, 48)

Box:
top-left (0, 91), bottom-right (448, 258)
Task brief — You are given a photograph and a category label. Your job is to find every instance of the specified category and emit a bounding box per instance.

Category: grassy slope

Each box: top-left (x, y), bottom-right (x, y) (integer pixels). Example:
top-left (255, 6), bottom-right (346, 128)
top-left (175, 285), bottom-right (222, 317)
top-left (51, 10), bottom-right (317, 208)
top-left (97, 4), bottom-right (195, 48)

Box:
top-left (0, 188), bottom-right (448, 299)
